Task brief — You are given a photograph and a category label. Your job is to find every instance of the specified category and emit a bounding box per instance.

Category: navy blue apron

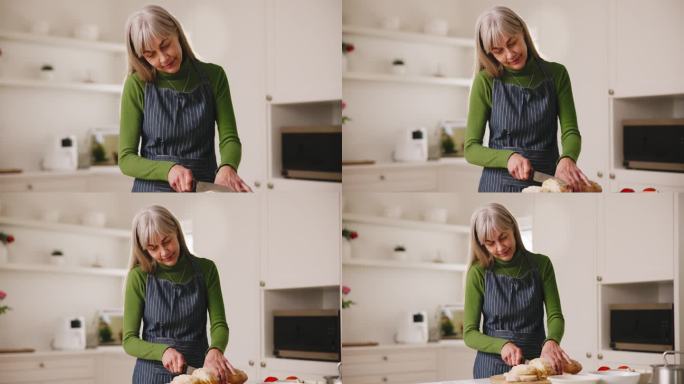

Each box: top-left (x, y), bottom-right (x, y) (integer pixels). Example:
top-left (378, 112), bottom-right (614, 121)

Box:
top-left (132, 254), bottom-right (209, 383)
top-left (478, 59), bottom-right (559, 192)
top-left (473, 251), bottom-right (546, 378)
top-left (132, 60), bottom-right (217, 192)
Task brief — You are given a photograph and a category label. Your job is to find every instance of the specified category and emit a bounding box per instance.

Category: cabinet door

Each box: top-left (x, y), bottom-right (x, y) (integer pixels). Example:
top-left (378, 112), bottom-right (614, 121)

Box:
top-left (267, 0), bottom-right (342, 103)
top-left (611, 0), bottom-right (684, 97)
top-left (601, 193), bottom-right (674, 283)
top-left (192, 196), bottom-right (261, 378)
top-left (264, 192), bottom-right (340, 288)
top-left (532, 195), bottom-right (599, 369)
top-left (342, 168), bottom-right (439, 192)
top-left (437, 347), bottom-right (476, 380)
top-left (96, 354), bottom-right (135, 384)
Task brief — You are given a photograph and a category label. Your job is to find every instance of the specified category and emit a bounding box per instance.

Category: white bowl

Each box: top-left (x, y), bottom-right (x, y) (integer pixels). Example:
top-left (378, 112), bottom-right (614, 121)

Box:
top-left (549, 374), bottom-right (600, 384)
top-left (589, 371), bottom-right (640, 384)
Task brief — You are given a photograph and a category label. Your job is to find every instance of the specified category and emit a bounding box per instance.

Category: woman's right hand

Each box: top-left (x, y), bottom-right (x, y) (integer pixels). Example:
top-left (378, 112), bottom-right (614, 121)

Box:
top-left (507, 153), bottom-right (533, 181)
top-left (501, 342), bottom-right (524, 366)
top-left (168, 165), bottom-right (194, 192)
top-left (162, 347), bottom-right (187, 374)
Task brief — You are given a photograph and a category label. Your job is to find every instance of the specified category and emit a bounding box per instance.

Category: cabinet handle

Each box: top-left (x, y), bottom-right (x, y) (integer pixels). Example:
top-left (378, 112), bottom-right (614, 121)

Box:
top-left (382, 355), bottom-right (388, 361)
top-left (254, 181), bottom-right (261, 188)
top-left (608, 89), bottom-right (614, 96)
top-left (609, 173), bottom-right (615, 180)
top-left (267, 182), bottom-right (274, 189)
top-left (382, 377), bottom-right (388, 382)
top-left (260, 361), bottom-right (267, 368)
top-left (586, 352), bottom-right (592, 358)
top-left (379, 175), bottom-right (386, 181)
top-left (596, 276), bottom-right (602, 282)
top-left (39, 362), bottom-right (45, 368)
top-left (248, 360), bottom-right (255, 366)
top-left (597, 353), bottom-right (603, 360)
top-left (266, 94), bottom-right (273, 102)
top-left (596, 171), bottom-right (603, 178)
top-left (259, 281), bottom-right (265, 287)
top-left (27, 184), bottom-right (33, 191)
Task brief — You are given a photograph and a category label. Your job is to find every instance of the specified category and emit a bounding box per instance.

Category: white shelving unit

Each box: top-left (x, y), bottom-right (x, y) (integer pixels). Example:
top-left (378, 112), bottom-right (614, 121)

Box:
top-left (342, 25), bottom-right (473, 47)
top-left (342, 213), bottom-right (468, 234)
top-left (343, 71), bottom-right (471, 88)
top-left (0, 78), bottom-right (122, 94)
top-left (0, 262), bottom-right (127, 277)
top-left (0, 30), bottom-right (125, 52)
top-left (0, 216), bottom-right (129, 238)
top-left (343, 257), bottom-right (467, 272)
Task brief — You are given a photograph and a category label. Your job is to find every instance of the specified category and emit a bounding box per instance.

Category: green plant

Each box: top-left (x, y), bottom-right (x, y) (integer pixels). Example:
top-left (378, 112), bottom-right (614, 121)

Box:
top-left (394, 245), bottom-right (406, 252)
top-left (392, 59), bottom-right (405, 66)
top-left (342, 285), bottom-right (355, 309)
top-left (342, 228), bottom-right (358, 240)
top-left (0, 290), bottom-right (11, 315)
top-left (91, 142), bottom-right (107, 163)
top-left (98, 319), bottom-right (113, 343)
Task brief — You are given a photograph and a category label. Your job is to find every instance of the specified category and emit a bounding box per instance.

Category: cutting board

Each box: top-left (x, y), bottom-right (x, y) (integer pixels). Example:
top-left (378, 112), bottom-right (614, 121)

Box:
top-left (490, 375), bottom-right (550, 384)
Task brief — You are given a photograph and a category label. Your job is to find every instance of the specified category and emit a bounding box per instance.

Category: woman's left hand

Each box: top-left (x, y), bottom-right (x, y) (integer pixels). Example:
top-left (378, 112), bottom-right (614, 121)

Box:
top-left (555, 157), bottom-right (590, 192)
top-left (214, 165), bottom-right (253, 192)
top-left (203, 348), bottom-right (236, 384)
top-left (540, 340), bottom-right (571, 375)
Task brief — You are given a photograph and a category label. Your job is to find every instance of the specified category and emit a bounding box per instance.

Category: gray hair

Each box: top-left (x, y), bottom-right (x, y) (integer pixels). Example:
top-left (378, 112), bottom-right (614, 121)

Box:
top-left (124, 5), bottom-right (197, 82)
top-left (474, 6), bottom-right (540, 77)
top-left (469, 202), bottom-right (526, 268)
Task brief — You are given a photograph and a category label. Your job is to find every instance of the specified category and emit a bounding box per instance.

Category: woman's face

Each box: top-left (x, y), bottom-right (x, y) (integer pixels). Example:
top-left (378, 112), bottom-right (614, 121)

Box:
top-left (146, 232), bottom-right (180, 266)
top-left (483, 228), bottom-right (517, 261)
top-left (489, 32), bottom-right (528, 71)
top-left (141, 34), bottom-right (182, 74)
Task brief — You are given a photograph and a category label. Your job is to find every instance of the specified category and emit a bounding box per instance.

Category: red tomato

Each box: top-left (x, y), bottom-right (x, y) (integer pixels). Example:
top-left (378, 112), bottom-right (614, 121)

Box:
top-left (286, 377), bottom-right (299, 381)
top-left (618, 365), bottom-right (630, 370)
top-left (620, 188), bottom-right (635, 193)
top-left (264, 377), bottom-right (279, 382)
top-left (642, 188), bottom-right (656, 192)
top-left (597, 366), bottom-right (611, 371)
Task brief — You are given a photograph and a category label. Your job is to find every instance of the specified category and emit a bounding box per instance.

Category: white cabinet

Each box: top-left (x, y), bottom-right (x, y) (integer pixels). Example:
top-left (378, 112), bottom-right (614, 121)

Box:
top-left (532, 195), bottom-right (600, 370)
top-left (96, 353), bottom-right (135, 384)
top-left (0, 354), bottom-right (96, 384)
top-left (342, 347), bottom-right (439, 384)
top-left (610, 0), bottom-right (684, 97)
top-left (264, 192), bottom-right (340, 289)
top-left (600, 193), bottom-right (674, 283)
top-left (437, 346), bottom-right (476, 380)
top-left (343, 166), bottom-right (439, 192)
top-left (267, 0), bottom-right (342, 103)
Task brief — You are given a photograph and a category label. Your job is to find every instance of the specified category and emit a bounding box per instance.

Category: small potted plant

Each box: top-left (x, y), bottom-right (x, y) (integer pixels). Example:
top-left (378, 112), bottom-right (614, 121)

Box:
top-left (393, 245), bottom-right (407, 261)
top-left (342, 228), bottom-right (358, 260)
top-left (0, 290), bottom-right (11, 316)
top-left (342, 285), bottom-right (356, 309)
top-left (0, 232), bottom-right (14, 264)
top-left (341, 100), bottom-right (351, 125)
top-left (391, 59), bottom-right (406, 75)
top-left (50, 249), bottom-right (65, 266)
top-left (40, 64), bottom-right (55, 81)
top-left (342, 42), bottom-right (354, 72)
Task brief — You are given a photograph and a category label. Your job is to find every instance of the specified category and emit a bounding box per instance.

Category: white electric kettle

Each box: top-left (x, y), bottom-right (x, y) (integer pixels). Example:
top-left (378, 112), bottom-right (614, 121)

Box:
top-left (395, 310), bottom-right (429, 344)
top-left (392, 128), bottom-right (428, 162)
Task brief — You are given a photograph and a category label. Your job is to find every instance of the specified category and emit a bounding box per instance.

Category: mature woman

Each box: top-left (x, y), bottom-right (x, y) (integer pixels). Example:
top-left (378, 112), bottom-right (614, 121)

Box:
top-left (120, 5), bottom-right (251, 192)
top-left (464, 203), bottom-right (570, 378)
top-left (465, 6), bottom-right (591, 192)
top-left (123, 205), bottom-right (236, 383)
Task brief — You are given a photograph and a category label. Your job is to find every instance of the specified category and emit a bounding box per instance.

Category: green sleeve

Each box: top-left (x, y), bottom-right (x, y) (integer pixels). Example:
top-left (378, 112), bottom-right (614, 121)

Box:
top-left (554, 65), bottom-right (581, 162)
top-left (536, 255), bottom-right (565, 343)
top-left (203, 260), bottom-right (229, 353)
top-left (122, 268), bottom-right (170, 361)
top-left (213, 67), bottom-right (242, 171)
top-left (463, 264), bottom-right (510, 354)
top-left (118, 75), bottom-right (176, 181)
top-left (464, 71), bottom-right (515, 168)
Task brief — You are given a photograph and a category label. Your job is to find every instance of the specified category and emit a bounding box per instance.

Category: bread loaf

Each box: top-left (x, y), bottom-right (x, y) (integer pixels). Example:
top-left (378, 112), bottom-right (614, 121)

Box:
top-left (563, 359), bottom-right (582, 374)
top-left (529, 358), bottom-right (557, 377)
top-left (505, 364), bottom-right (541, 382)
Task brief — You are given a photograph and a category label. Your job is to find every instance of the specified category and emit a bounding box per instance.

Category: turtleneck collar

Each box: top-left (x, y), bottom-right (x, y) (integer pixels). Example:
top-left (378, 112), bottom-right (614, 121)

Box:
top-left (156, 249), bottom-right (189, 272)
top-left (156, 55), bottom-right (191, 81)
top-left (493, 247), bottom-right (524, 267)
top-left (504, 54), bottom-right (535, 76)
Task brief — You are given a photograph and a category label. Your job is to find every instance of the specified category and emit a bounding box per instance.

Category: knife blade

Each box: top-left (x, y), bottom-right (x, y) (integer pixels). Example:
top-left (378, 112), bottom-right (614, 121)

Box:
top-left (186, 365), bottom-right (198, 374)
top-left (194, 180), bottom-right (234, 193)
top-left (532, 171), bottom-right (555, 183)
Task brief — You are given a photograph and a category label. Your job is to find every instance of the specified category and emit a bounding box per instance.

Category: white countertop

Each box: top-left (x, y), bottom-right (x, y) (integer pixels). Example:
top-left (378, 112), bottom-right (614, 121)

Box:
top-left (342, 157), bottom-right (474, 171)
top-left (0, 346), bottom-right (126, 358)
top-left (421, 379), bottom-right (489, 384)
top-left (343, 340), bottom-right (468, 352)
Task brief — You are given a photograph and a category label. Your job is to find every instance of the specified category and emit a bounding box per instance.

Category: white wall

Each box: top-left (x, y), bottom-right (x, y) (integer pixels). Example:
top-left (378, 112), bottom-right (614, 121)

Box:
top-left (341, 192), bottom-right (535, 344)
top-left (0, 0), bottom-right (267, 183)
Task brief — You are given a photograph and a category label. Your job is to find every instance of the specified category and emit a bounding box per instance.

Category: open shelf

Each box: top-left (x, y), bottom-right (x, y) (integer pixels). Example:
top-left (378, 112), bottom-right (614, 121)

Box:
top-left (0, 30), bottom-right (126, 53)
top-left (343, 71), bottom-right (471, 87)
top-left (342, 213), bottom-right (469, 234)
top-left (343, 257), bottom-right (467, 272)
top-left (0, 262), bottom-right (127, 277)
top-left (342, 25), bottom-right (474, 48)
top-left (0, 217), bottom-right (129, 238)
top-left (0, 78), bottom-right (122, 94)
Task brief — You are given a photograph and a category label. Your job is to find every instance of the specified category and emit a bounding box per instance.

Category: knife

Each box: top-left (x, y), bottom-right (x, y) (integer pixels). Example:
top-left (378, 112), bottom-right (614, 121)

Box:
top-left (194, 180), bottom-right (234, 193)
top-left (186, 365), bottom-right (198, 374)
top-left (532, 171), bottom-right (555, 184)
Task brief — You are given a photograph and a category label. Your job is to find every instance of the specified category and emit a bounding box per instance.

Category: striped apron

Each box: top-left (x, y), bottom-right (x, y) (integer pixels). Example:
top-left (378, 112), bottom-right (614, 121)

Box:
top-left (132, 60), bottom-right (217, 192)
top-left (478, 59), bottom-right (559, 192)
top-left (473, 252), bottom-right (546, 378)
top-left (132, 255), bottom-right (209, 384)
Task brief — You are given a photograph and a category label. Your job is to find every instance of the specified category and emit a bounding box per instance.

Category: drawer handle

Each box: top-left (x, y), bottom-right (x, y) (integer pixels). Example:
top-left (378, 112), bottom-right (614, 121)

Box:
top-left (382, 377), bottom-right (388, 382)
top-left (39, 362), bottom-right (45, 368)
top-left (382, 355), bottom-right (388, 361)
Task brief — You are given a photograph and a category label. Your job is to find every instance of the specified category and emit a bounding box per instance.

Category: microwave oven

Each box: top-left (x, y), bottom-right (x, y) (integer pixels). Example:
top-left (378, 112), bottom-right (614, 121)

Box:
top-left (273, 309), bottom-right (340, 362)
top-left (623, 119), bottom-right (684, 172)
top-left (610, 303), bottom-right (674, 352)
top-left (281, 125), bottom-right (342, 182)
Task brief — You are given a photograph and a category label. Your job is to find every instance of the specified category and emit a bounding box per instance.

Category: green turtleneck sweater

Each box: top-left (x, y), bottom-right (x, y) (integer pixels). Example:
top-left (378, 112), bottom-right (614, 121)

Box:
top-left (123, 253), bottom-right (228, 361)
top-left (463, 249), bottom-right (564, 354)
top-left (119, 57), bottom-right (241, 181)
top-left (464, 56), bottom-right (581, 168)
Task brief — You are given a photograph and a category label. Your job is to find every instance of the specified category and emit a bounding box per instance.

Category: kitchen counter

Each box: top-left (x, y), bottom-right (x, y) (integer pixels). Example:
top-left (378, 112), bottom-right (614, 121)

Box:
top-left (421, 379), bottom-right (489, 384)
top-left (0, 345), bottom-right (127, 358)
top-left (342, 157), bottom-right (473, 171)
top-left (343, 340), bottom-right (468, 352)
